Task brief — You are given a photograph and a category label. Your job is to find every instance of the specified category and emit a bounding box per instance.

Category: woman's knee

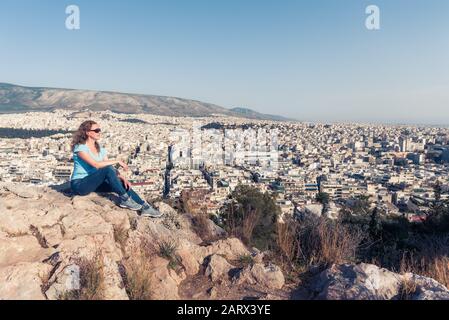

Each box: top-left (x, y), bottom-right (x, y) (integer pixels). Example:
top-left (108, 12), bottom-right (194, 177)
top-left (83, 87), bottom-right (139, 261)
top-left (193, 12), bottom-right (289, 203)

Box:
top-left (99, 165), bottom-right (115, 172)
top-left (99, 165), bottom-right (117, 176)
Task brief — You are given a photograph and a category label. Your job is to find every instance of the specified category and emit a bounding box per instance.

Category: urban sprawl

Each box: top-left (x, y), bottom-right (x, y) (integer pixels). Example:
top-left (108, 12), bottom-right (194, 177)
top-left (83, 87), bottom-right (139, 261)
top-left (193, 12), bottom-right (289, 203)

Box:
top-left (1, 110), bottom-right (448, 223)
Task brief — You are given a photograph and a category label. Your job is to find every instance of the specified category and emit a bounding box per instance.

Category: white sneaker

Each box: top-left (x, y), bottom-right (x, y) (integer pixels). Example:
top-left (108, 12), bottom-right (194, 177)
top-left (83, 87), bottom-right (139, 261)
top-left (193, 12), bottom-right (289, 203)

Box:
top-left (140, 203), bottom-right (164, 218)
top-left (119, 194), bottom-right (143, 211)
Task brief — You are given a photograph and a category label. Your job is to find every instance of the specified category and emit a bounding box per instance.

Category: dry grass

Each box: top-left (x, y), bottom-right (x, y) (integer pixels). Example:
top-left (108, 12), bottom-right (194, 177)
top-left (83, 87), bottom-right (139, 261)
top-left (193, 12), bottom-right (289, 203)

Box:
top-left (139, 235), bottom-right (159, 258)
top-left (129, 216), bottom-right (138, 231)
top-left (191, 210), bottom-right (215, 243)
top-left (399, 235), bottom-right (449, 289)
top-left (184, 199), bottom-right (216, 243)
top-left (120, 252), bottom-right (153, 300)
top-left (273, 219), bottom-right (302, 281)
top-left (5, 230), bottom-right (29, 238)
top-left (241, 209), bottom-right (259, 245)
top-left (296, 217), bottom-right (362, 268)
top-left (58, 252), bottom-right (106, 300)
top-left (113, 224), bottom-right (129, 252)
top-left (118, 236), bottom-right (160, 300)
top-left (276, 219), bottom-right (298, 263)
top-left (400, 254), bottom-right (449, 289)
top-left (225, 204), bottom-right (260, 247)
top-left (398, 276), bottom-right (418, 300)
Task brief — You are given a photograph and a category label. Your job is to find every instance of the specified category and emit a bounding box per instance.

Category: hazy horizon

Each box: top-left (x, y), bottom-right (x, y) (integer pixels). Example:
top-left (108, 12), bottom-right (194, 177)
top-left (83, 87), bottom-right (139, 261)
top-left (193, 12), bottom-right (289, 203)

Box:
top-left (1, 81), bottom-right (448, 127)
top-left (1, 0), bottom-right (448, 125)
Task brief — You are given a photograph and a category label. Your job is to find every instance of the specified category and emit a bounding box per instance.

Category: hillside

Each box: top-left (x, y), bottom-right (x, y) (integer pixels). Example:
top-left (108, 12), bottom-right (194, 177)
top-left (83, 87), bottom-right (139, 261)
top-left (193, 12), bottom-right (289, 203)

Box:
top-left (0, 83), bottom-right (291, 121)
top-left (1, 182), bottom-right (448, 300)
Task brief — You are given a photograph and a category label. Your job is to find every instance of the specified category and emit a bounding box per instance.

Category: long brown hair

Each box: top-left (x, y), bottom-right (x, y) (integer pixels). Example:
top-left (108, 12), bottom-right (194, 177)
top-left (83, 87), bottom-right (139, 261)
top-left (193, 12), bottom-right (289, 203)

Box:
top-left (71, 120), bottom-right (101, 152)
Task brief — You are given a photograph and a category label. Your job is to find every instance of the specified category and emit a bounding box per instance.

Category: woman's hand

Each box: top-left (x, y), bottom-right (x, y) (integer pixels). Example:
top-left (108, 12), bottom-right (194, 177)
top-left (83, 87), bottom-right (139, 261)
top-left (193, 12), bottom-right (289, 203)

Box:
top-left (117, 160), bottom-right (129, 171)
top-left (118, 175), bottom-right (132, 191)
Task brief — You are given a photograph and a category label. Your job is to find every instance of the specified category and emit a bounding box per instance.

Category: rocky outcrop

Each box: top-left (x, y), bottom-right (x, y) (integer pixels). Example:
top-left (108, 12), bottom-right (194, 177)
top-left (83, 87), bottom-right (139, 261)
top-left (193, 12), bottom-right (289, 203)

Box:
top-left (204, 254), bottom-right (234, 282)
top-left (7, 183), bottom-right (446, 300)
top-left (0, 183), bottom-right (129, 300)
top-left (311, 263), bottom-right (449, 300)
top-left (0, 262), bottom-right (52, 300)
top-left (0, 183), bottom-right (286, 300)
top-left (234, 263), bottom-right (285, 290)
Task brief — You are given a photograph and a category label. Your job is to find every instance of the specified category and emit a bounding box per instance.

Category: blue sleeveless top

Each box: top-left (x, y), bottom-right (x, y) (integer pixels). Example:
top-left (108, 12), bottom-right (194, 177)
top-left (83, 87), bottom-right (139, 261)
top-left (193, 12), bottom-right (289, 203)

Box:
top-left (71, 144), bottom-right (107, 180)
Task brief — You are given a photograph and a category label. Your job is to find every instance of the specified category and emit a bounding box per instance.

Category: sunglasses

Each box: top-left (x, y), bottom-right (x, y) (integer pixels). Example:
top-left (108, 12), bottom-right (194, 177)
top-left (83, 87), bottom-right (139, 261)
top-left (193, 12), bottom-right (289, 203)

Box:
top-left (90, 129), bottom-right (102, 133)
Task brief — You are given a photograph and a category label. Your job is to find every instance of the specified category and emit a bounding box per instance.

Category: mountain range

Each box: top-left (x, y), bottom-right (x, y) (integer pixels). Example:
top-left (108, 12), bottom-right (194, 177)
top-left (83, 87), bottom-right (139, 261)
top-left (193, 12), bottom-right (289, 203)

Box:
top-left (0, 83), bottom-right (292, 121)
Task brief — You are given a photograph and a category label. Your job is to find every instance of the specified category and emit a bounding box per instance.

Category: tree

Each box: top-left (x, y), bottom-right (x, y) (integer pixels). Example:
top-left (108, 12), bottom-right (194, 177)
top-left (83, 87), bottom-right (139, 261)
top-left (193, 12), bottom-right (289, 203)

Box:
top-left (425, 181), bottom-right (449, 233)
top-left (316, 192), bottom-right (330, 206)
top-left (425, 200), bottom-right (449, 233)
top-left (434, 181), bottom-right (442, 203)
top-left (223, 185), bottom-right (281, 250)
top-left (352, 195), bottom-right (371, 216)
top-left (369, 207), bottom-right (383, 239)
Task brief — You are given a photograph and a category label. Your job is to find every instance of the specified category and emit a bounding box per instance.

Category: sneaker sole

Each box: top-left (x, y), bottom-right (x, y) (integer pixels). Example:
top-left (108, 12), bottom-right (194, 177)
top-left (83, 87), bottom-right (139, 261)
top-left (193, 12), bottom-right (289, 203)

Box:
top-left (119, 204), bottom-right (143, 211)
top-left (140, 213), bottom-right (164, 218)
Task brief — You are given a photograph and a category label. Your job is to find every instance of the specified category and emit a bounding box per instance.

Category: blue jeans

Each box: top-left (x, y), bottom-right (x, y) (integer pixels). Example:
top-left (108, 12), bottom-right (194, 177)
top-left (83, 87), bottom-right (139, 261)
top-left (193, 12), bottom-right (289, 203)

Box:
top-left (70, 166), bottom-right (145, 205)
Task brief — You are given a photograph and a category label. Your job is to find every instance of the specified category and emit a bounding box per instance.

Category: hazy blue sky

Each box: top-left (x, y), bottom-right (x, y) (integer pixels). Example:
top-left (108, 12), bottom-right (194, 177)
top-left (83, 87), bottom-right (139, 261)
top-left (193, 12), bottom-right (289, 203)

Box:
top-left (0, 0), bottom-right (448, 124)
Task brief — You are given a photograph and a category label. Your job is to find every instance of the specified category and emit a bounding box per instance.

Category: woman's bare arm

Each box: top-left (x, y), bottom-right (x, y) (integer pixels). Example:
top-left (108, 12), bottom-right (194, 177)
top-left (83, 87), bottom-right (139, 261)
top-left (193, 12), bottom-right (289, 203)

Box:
top-left (78, 152), bottom-right (128, 171)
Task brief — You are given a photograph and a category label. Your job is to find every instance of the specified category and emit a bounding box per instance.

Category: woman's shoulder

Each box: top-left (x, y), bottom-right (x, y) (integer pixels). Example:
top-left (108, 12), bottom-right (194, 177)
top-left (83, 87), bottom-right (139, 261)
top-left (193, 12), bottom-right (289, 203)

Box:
top-left (73, 144), bottom-right (89, 153)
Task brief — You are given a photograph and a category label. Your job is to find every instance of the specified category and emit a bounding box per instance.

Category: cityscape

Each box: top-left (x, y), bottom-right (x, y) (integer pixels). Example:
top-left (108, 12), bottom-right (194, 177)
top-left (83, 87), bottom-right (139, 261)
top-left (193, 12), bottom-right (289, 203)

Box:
top-left (1, 109), bottom-right (448, 224)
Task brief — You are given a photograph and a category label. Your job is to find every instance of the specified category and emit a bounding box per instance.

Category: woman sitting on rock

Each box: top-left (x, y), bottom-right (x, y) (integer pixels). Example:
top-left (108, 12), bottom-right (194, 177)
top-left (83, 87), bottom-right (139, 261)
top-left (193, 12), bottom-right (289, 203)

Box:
top-left (70, 120), bottom-right (163, 218)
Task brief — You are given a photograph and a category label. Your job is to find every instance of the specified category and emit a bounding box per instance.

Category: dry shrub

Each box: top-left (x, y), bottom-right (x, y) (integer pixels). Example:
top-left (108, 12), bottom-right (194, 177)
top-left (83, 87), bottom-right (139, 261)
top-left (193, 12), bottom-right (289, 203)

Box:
top-left (192, 213), bottom-right (211, 240)
top-left (191, 208), bottom-right (215, 243)
top-left (276, 219), bottom-right (298, 263)
top-left (225, 204), bottom-right (260, 247)
top-left (139, 234), bottom-right (159, 257)
top-left (59, 252), bottom-right (105, 300)
top-left (120, 251), bottom-right (153, 300)
top-left (270, 222), bottom-right (302, 283)
top-left (399, 275), bottom-right (418, 300)
top-left (5, 231), bottom-right (29, 238)
top-left (241, 209), bottom-right (259, 245)
top-left (399, 235), bottom-right (449, 289)
top-left (400, 253), bottom-right (449, 289)
top-left (297, 217), bottom-right (362, 268)
top-left (119, 236), bottom-right (156, 300)
top-left (224, 203), bottom-right (238, 237)
top-left (113, 224), bottom-right (129, 252)
top-left (129, 216), bottom-right (138, 231)
top-left (184, 197), bottom-right (219, 243)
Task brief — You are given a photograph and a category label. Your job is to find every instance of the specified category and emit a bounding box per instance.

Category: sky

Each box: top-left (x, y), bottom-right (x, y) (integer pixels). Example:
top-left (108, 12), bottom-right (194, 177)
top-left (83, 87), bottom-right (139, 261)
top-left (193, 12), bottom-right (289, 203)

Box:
top-left (0, 0), bottom-right (448, 124)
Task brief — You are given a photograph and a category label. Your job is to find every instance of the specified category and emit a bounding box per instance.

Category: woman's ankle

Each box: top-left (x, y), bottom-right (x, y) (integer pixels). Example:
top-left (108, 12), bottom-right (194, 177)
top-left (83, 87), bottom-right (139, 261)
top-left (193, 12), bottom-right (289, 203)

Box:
top-left (119, 193), bottom-right (129, 201)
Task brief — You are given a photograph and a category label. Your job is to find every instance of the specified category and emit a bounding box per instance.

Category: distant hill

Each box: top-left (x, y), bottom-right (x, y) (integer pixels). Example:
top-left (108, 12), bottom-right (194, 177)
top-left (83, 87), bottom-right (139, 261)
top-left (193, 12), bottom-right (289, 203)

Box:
top-left (0, 83), bottom-right (292, 121)
top-left (230, 107), bottom-right (292, 121)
